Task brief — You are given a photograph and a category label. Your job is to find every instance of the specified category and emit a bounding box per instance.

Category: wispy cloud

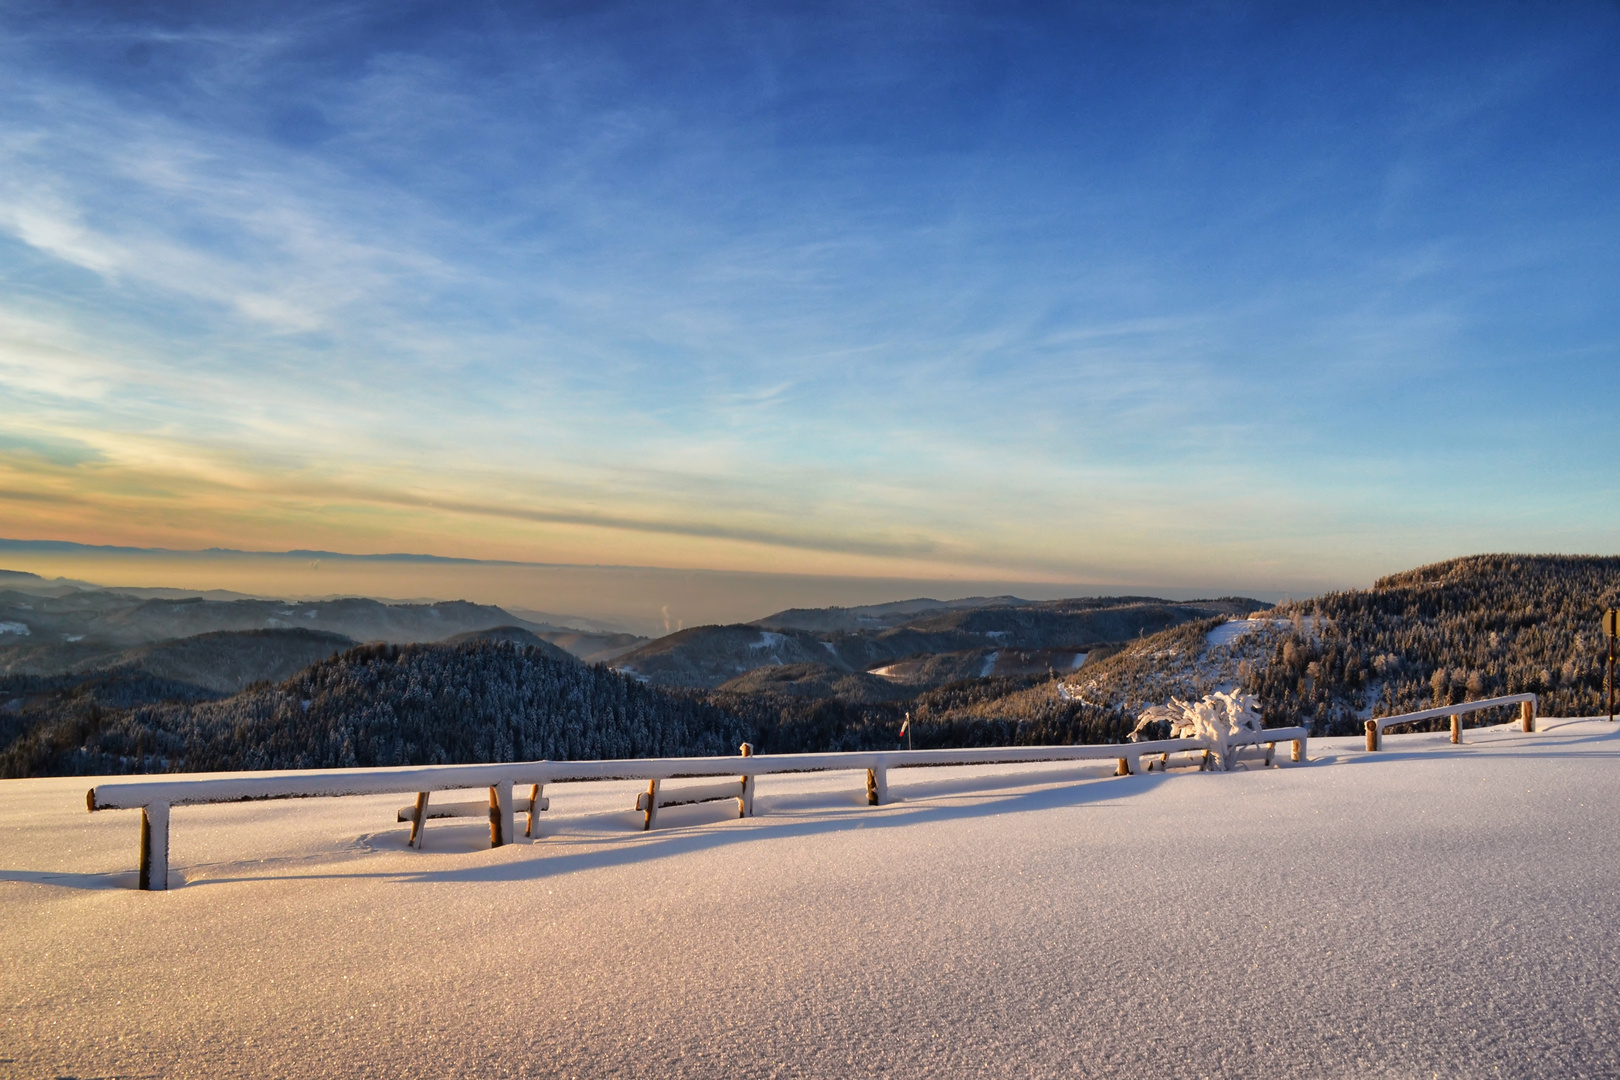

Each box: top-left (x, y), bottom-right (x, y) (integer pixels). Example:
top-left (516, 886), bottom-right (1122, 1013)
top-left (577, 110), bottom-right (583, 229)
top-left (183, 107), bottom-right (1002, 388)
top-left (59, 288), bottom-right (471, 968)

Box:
top-left (0, 2), bottom-right (1615, 594)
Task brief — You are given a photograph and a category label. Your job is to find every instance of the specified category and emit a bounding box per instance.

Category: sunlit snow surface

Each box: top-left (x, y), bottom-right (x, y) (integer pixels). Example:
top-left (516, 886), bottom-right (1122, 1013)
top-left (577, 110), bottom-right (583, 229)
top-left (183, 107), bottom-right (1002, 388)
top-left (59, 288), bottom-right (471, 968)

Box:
top-left (5, 720), bottom-right (1620, 1078)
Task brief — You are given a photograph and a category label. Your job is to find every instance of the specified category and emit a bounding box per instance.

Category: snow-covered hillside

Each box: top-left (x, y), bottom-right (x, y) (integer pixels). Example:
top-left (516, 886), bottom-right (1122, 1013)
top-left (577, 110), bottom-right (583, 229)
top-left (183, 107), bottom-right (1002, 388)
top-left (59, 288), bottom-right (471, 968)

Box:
top-left (4, 718), bottom-right (1618, 1077)
top-left (1058, 615), bottom-right (1297, 714)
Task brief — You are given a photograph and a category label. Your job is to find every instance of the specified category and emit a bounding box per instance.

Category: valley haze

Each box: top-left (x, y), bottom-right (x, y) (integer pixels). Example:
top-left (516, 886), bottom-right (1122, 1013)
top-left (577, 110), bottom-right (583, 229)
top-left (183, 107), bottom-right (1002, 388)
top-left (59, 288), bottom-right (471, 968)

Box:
top-left (0, 537), bottom-right (1292, 637)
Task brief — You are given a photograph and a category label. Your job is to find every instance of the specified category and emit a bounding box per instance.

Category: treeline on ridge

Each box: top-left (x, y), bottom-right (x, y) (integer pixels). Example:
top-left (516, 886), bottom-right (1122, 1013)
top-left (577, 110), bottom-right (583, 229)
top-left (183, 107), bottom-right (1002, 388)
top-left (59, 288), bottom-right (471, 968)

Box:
top-left (1251, 554), bottom-right (1620, 734)
top-left (0, 637), bottom-right (1139, 777)
top-left (0, 640), bottom-right (749, 778)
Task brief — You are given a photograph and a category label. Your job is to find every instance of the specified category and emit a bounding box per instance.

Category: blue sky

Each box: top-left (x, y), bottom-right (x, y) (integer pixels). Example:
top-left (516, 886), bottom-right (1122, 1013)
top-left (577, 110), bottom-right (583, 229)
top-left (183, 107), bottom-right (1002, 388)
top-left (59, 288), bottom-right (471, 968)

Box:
top-left (0, 0), bottom-right (1617, 604)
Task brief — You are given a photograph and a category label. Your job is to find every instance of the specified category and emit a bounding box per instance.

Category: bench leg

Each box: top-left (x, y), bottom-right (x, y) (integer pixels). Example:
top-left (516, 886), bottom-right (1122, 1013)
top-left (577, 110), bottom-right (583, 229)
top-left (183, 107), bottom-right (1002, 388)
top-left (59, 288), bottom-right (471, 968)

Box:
top-left (408, 791), bottom-right (430, 849)
top-left (1291, 738), bottom-right (1305, 763)
top-left (1264, 742), bottom-right (1275, 767)
top-left (139, 801), bottom-right (170, 892)
top-left (643, 779), bottom-right (660, 831)
top-left (1521, 700), bottom-right (1535, 733)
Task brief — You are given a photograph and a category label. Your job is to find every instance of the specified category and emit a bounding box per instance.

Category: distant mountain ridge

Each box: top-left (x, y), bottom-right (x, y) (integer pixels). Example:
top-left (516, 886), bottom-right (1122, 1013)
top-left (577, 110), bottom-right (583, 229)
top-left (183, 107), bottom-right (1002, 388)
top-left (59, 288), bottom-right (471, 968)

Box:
top-left (613, 595), bottom-right (1265, 689)
top-left (82, 628), bottom-right (356, 694)
top-left (0, 590), bottom-right (547, 649)
top-left (5, 554), bottom-right (1615, 778)
top-left (0, 583), bottom-right (650, 676)
top-left (751, 596), bottom-right (1029, 633)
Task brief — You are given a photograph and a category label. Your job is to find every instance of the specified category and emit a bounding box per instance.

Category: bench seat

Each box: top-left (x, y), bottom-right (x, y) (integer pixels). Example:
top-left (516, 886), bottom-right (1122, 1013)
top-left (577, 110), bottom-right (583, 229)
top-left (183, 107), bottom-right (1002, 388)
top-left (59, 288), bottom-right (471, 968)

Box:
top-left (396, 795), bottom-right (547, 822)
top-left (638, 775), bottom-right (754, 830)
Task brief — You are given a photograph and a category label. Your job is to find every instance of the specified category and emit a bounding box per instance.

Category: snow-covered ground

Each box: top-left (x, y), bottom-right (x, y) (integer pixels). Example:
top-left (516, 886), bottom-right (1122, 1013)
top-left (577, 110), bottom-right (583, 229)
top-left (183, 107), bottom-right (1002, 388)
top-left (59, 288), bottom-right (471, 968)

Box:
top-left (5, 720), bottom-right (1620, 1078)
top-left (1205, 617), bottom-right (1267, 647)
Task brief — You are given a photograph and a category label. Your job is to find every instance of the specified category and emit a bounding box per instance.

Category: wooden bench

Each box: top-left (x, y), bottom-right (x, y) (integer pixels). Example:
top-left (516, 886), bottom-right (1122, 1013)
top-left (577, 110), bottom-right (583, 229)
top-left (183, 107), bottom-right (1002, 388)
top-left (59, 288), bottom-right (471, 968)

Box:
top-left (1231, 725), bottom-right (1309, 767)
top-left (1363, 693), bottom-right (1537, 751)
top-left (1142, 726), bottom-right (1309, 771)
top-left (637, 745), bottom-right (755, 830)
top-left (396, 787), bottom-right (551, 849)
top-left (88, 762), bottom-right (545, 891)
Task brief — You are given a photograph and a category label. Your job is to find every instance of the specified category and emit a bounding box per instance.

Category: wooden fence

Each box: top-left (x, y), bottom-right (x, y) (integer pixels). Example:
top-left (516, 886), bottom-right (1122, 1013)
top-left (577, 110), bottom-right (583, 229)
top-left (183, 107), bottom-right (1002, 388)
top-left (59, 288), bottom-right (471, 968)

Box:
top-left (77, 693), bottom-right (1551, 893)
top-left (1362, 693), bottom-right (1537, 750)
top-left (89, 734), bottom-right (1299, 891)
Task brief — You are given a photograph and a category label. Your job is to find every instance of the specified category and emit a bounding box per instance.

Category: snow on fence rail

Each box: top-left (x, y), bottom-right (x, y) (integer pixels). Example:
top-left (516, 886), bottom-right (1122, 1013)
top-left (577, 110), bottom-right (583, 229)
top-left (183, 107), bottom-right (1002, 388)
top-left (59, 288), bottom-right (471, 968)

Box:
top-left (1363, 693), bottom-right (1537, 751)
top-left (87, 737), bottom-right (1230, 891)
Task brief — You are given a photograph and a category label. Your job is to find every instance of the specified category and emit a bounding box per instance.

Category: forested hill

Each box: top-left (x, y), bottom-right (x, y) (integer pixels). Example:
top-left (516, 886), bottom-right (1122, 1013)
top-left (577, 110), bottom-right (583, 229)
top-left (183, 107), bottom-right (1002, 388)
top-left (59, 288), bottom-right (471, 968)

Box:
top-left (1251, 554), bottom-right (1620, 731)
top-left (0, 639), bottom-right (749, 777)
top-left (923, 553), bottom-right (1620, 742)
top-left (5, 553), bottom-right (1615, 777)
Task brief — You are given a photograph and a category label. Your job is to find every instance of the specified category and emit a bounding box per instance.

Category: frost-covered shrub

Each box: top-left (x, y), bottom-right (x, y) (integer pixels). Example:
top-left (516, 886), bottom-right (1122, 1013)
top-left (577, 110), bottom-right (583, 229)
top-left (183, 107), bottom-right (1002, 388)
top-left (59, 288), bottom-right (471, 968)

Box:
top-left (1129, 690), bottom-right (1263, 770)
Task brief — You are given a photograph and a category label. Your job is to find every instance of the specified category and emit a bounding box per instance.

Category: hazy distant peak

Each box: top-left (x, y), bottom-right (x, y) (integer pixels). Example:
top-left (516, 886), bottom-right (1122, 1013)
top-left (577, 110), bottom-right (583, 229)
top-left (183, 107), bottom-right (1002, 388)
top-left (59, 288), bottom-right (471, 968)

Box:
top-left (753, 595), bottom-right (1031, 633)
top-left (504, 607), bottom-right (639, 636)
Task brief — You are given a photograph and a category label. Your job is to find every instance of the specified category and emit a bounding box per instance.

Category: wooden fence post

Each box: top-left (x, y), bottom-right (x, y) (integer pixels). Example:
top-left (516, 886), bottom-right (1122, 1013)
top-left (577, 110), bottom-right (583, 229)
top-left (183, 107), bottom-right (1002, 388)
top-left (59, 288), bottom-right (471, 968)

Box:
top-left (138, 801), bottom-right (170, 892)
top-left (408, 791), bottom-right (430, 849)
top-left (1520, 700), bottom-right (1535, 733)
top-left (1450, 715), bottom-right (1460, 744)
top-left (1365, 720), bottom-right (1379, 752)
top-left (866, 766), bottom-right (888, 806)
top-left (643, 779), bottom-right (660, 831)
top-left (488, 782), bottom-right (513, 847)
top-left (739, 743), bottom-right (755, 817)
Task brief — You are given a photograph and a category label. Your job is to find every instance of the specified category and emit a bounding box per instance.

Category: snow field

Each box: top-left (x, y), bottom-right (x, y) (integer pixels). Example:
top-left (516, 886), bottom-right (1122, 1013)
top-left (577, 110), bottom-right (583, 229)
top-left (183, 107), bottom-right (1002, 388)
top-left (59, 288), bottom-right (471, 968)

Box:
top-left (4, 719), bottom-right (1620, 1078)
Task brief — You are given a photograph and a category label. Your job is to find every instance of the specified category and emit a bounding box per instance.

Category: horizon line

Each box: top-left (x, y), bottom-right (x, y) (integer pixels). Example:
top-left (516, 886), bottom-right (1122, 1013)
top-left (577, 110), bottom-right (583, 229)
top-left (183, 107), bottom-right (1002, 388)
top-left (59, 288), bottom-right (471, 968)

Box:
top-left (0, 535), bottom-right (1150, 588)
